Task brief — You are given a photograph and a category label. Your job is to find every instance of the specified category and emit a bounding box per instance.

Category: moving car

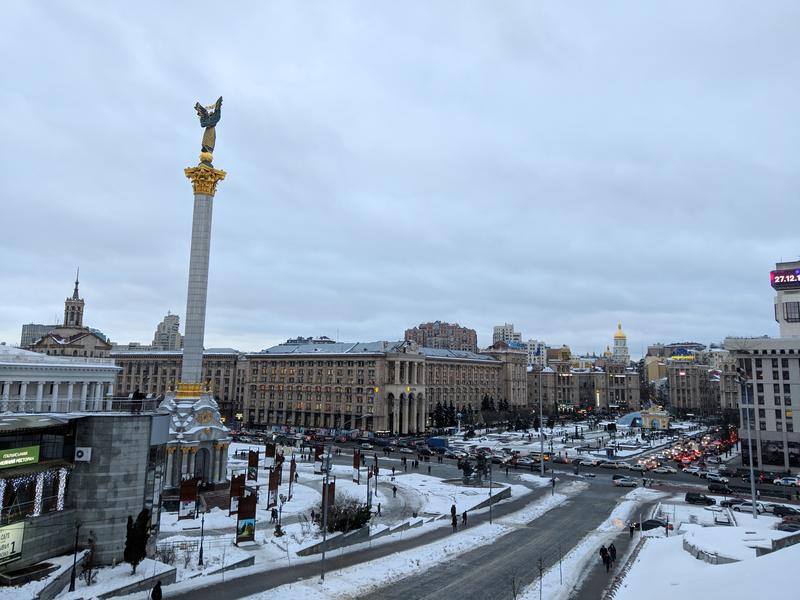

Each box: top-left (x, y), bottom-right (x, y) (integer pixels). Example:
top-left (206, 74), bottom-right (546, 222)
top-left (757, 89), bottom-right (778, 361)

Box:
top-left (360, 443), bottom-right (373, 450)
top-left (613, 476), bottom-right (637, 487)
top-left (772, 505), bottom-right (800, 517)
top-left (400, 447), bottom-right (415, 454)
top-left (720, 498), bottom-right (745, 508)
top-left (773, 476), bottom-right (800, 487)
top-left (629, 464), bottom-right (646, 472)
top-left (708, 483), bottom-right (733, 494)
top-left (653, 466), bottom-right (677, 474)
top-left (685, 493), bottom-right (715, 506)
top-left (706, 473), bottom-right (729, 484)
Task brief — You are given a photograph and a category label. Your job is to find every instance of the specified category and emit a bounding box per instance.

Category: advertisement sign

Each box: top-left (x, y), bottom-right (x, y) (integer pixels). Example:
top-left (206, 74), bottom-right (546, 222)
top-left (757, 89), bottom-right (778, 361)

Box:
top-left (313, 444), bottom-right (324, 475)
top-left (265, 442), bottom-right (275, 469)
top-left (267, 466), bottom-right (278, 509)
top-left (352, 449), bottom-right (360, 483)
top-left (178, 478), bottom-right (199, 520)
top-left (228, 473), bottom-right (245, 516)
top-left (235, 494), bottom-right (257, 544)
top-left (0, 446), bottom-right (39, 470)
top-left (0, 524), bottom-right (24, 566)
top-left (247, 450), bottom-right (259, 481)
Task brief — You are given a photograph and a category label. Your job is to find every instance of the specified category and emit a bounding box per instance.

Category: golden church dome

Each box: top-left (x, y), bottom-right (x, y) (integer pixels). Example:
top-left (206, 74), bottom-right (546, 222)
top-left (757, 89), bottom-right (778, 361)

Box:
top-left (614, 322), bottom-right (626, 339)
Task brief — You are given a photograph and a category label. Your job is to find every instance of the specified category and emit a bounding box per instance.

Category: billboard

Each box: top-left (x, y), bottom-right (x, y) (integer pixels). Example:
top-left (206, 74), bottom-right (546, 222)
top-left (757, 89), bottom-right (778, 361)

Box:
top-left (352, 449), bottom-right (360, 483)
top-left (178, 478), bottom-right (199, 520)
top-left (267, 466), bottom-right (278, 509)
top-left (0, 446), bottom-right (39, 470)
top-left (771, 268), bottom-right (800, 290)
top-left (247, 450), bottom-right (259, 481)
top-left (228, 473), bottom-right (245, 516)
top-left (0, 524), bottom-right (24, 566)
top-left (235, 494), bottom-right (257, 544)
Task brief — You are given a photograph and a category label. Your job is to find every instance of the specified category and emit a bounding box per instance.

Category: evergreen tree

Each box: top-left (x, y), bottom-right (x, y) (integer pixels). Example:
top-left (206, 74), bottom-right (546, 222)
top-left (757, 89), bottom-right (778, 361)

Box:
top-left (124, 508), bottom-right (150, 574)
top-left (447, 401), bottom-right (457, 426)
top-left (546, 415), bottom-right (555, 430)
top-left (489, 397), bottom-right (496, 412)
top-left (481, 395), bottom-right (490, 411)
top-left (533, 416), bottom-right (541, 431)
top-left (434, 401), bottom-right (445, 428)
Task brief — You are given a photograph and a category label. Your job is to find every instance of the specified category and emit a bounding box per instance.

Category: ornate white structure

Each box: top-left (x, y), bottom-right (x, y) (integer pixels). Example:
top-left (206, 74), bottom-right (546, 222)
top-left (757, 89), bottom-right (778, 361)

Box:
top-left (158, 98), bottom-right (230, 490)
top-left (0, 345), bottom-right (119, 412)
top-left (611, 322), bottom-right (631, 365)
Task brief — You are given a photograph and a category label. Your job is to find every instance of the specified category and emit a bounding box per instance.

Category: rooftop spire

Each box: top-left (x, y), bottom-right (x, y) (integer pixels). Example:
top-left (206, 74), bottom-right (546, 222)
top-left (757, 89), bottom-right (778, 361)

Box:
top-left (72, 267), bottom-right (80, 300)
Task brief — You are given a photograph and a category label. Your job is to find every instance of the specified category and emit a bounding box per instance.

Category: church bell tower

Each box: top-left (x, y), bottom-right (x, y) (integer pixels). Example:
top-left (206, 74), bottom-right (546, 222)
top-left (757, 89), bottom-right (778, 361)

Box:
top-left (64, 269), bottom-right (85, 328)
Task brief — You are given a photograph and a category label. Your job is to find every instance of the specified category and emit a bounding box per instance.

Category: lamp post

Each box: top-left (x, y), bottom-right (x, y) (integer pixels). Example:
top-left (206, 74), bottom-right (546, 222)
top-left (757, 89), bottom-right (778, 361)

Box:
top-left (488, 461), bottom-right (493, 524)
top-left (320, 443), bottom-right (333, 582)
top-left (538, 367), bottom-right (545, 477)
top-left (68, 521), bottom-right (81, 592)
top-left (198, 512), bottom-right (205, 566)
top-left (737, 367), bottom-right (758, 519)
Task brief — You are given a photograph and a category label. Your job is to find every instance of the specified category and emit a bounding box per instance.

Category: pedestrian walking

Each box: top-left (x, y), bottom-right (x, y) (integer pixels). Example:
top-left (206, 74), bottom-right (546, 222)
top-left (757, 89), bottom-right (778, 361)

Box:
top-left (294, 472), bottom-right (298, 483)
top-left (505, 466), bottom-right (509, 477)
top-left (629, 523), bottom-right (634, 539)
top-left (450, 504), bottom-right (457, 519)
top-left (150, 580), bottom-right (162, 600)
top-left (427, 465), bottom-right (431, 474)
top-left (311, 508), bottom-right (315, 521)
top-left (377, 502), bottom-right (381, 516)
top-left (599, 545), bottom-right (609, 573)
top-left (609, 543), bottom-right (617, 563)
top-left (642, 477), bottom-right (646, 488)
top-left (392, 466), bottom-right (395, 476)
top-left (451, 513), bottom-right (458, 532)
top-left (462, 511), bottom-right (467, 527)
top-left (392, 485), bottom-right (397, 498)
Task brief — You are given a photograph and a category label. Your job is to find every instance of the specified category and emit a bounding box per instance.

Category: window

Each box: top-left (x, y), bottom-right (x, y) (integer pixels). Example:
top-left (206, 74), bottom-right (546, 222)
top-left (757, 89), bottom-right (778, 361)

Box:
top-left (776, 409), bottom-right (783, 420)
top-left (784, 301), bottom-right (800, 322)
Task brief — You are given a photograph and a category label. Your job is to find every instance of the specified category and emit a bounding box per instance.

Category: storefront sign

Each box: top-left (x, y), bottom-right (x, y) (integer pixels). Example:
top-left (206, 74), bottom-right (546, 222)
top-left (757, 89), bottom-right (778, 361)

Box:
top-left (0, 524), bottom-right (24, 565)
top-left (0, 446), bottom-right (39, 470)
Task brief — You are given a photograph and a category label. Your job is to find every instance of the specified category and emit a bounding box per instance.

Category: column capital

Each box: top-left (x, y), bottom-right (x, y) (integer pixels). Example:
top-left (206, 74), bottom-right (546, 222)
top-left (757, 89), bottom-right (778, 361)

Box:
top-left (185, 164), bottom-right (226, 196)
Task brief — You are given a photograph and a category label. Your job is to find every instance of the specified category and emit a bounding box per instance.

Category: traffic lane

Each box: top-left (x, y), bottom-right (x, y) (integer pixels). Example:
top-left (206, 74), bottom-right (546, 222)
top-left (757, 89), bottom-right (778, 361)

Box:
top-left (356, 483), bottom-right (638, 600)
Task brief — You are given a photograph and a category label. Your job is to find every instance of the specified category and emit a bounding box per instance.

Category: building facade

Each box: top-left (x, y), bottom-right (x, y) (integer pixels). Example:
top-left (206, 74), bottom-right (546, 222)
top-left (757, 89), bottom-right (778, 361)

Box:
top-left (404, 321), bottom-right (478, 353)
top-left (527, 363), bottom-right (640, 414)
top-left (20, 324), bottom-right (57, 348)
top-left (527, 339), bottom-right (547, 368)
top-left (110, 348), bottom-right (243, 421)
top-left (771, 259), bottom-right (800, 338)
top-left (152, 312), bottom-right (183, 351)
top-left (611, 322), bottom-right (631, 364)
top-left (492, 323), bottom-right (522, 345)
top-left (666, 362), bottom-right (719, 417)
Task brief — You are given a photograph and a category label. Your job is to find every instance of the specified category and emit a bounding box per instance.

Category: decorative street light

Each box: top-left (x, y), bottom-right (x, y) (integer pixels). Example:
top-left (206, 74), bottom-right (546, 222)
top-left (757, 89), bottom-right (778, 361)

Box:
top-left (198, 512), bottom-right (205, 566)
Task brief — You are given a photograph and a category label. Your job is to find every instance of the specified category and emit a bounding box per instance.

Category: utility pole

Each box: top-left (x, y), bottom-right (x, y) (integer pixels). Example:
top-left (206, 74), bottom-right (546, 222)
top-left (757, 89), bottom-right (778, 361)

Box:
top-left (68, 521), bottom-right (81, 592)
top-left (539, 367), bottom-right (545, 477)
top-left (737, 367), bottom-right (758, 519)
top-left (489, 461), bottom-right (493, 524)
top-left (537, 556), bottom-right (544, 600)
top-left (320, 443), bottom-right (333, 582)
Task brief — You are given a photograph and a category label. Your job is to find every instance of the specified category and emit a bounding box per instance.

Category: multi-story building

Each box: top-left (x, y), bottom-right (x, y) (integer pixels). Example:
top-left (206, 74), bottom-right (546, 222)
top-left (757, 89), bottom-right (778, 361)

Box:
top-left (611, 322), bottom-right (631, 364)
top-left (493, 323), bottom-right (522, 345)
top-left (527, 362), bottom-right (640, 414)
top-left (527, 339), bottom-right (547, 368)
top-left (240, 339), bottom-right (527, 434)
top-left (20, 323), bottom-right (57, 348)
top-left (28, 276), bottom-right (112, 358)
top-left (666, 362), bottom-right (718, 417)
top-left (152, 312), bottom-right (183, 350)
top-left (404, 321), bottom-right (478, 353)
top-left (771, 259), bottom-right (800, 337)
top-left (110, 348), bottom-right (243, 421)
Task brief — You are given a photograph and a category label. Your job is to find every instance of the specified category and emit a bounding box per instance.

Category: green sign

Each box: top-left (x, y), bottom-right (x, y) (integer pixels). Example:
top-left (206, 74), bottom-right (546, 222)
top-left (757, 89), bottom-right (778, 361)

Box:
top-left (0, 446), bottom-right (40, 469)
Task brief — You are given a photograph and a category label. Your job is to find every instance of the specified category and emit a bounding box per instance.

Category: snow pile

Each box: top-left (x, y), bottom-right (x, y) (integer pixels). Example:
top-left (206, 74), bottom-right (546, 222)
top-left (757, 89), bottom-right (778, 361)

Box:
top-left (616, 532), bottom-right (800, 600)
top-left (599, 488), bottom-right (666, 532)
top-left (0, 552), bottom-right (84, 600)
top-left (59, 558), bottom-right (172, 600)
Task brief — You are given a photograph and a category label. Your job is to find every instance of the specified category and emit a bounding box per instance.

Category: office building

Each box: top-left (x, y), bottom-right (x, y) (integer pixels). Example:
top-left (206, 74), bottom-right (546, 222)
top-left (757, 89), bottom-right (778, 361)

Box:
top-left (493, 323), bottom-right (522, 344)
top-left (405, 321), bottom-right (478, 353)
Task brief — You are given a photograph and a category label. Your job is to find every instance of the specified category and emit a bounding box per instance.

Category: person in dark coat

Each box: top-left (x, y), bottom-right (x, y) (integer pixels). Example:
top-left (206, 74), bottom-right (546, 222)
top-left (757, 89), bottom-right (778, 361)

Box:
top-left (151, 580), bottom-right (162, 600)
top-left (599, 545), bottom-right (610, 573)
top-left (629, 522), bottom-right (635, 539)
top-left (609, 543), bottom-right (617, 563)
top-left (462, 511), bottom-right (467, 527)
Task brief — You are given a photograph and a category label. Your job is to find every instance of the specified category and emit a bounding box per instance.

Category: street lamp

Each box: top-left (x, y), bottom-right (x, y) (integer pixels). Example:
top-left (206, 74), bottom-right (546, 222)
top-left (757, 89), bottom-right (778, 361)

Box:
top-left (198, 512), bottom-right (205, 566)
top-left (736, 367), bottom-right (759, 519)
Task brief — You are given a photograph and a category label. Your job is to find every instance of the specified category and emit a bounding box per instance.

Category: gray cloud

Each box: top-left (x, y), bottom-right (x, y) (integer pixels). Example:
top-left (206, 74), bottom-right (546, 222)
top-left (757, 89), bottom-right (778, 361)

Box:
top-left (2, 1), bottom-right (798, 356)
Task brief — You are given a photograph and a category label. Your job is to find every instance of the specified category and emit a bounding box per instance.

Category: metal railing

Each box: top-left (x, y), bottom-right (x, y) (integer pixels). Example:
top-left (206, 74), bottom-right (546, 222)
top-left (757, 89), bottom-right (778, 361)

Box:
top-left (0, 396), bottom-right (158, 414)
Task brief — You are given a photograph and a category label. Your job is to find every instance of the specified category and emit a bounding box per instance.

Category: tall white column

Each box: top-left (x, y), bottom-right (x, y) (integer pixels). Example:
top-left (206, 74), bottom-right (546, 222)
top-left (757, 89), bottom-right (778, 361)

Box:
top-left (411, 362), bottom-right (418, 385)
top-left (93, 382), bottom-right (102, 411)
top-left (418, 398), bottom-right (426, 431)
top-left (36, 382), bottom-right (44, 412)
top-left (66, 383), bottom-right (74, 411)
top-left (209, 446), bottom-right (218, 483)
top-left (220, 445), bottom-right (228, 481)
top-left (393, 401), bottom-right (400, 434)
top-left (51, 382), bottom-right (60, 412)
top-left (166, 448), bottom-right (175, 488)
top-left (409, 398), bottom-right (417, 434)
top-left (18, 382), bottom-right (28, 412)
top-left (1, 382), bottom-right (10, 412)
top-left (105, 383), bottom-right (114, 410)
top-left (394, 360), bottom-right (400, 385)
top-left (79, 382), bottom-right (88, 411)
top-left (401, 397), bottom-right (409, 434)
top-left (188, 449), bottom-right (196, 478)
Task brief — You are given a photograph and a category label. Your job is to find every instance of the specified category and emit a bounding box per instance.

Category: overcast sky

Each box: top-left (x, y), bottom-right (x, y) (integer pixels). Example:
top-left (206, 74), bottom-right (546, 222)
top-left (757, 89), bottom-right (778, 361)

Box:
top-left (2, 2), bottom-right (799, 357)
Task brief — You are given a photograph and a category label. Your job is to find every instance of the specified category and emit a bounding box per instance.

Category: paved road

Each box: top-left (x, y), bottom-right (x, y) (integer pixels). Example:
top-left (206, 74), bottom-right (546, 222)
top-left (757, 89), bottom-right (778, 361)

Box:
top-left (166, 479), bottom-right (557, 600)
top-left (356, 482), bottom-right (631, 600)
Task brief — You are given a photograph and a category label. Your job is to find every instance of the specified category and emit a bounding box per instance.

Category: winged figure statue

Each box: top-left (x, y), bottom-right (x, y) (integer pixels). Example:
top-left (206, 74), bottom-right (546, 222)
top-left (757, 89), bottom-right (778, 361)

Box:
top-left (194, 96), bottom-right (223, 164)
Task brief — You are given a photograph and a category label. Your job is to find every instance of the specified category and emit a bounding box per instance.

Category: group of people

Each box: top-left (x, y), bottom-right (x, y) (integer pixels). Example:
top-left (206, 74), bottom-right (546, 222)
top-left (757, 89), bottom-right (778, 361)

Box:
top-left (599, 543), bottom-right (617, 573)
top-left (450, 504), bottom-right (468, 532)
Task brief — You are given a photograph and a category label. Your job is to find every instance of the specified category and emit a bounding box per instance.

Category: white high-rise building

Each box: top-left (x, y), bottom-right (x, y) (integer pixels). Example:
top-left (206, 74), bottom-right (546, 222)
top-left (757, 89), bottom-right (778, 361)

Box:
top-left (493, 323), bottom-right (522, 344)
top-left (152, 312), bottom-right (183, 350)
top-left (527, 339), bottom-right (546, 368)
top-left (772, 260), bottom-right (800, 337)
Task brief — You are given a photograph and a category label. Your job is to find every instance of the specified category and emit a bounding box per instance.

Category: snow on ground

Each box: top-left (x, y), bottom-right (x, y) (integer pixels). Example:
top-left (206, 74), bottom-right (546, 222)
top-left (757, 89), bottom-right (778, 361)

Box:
top-left (59, 558), bottom-right (172, 600)
top-left (517, 487), bottom-right (665, 600)
top-left (616, 531), bottom-right (800, 600)
top-left (241, 481), bottom-right (587, 600)
top-left (0, 552), bottom-right (85, 600)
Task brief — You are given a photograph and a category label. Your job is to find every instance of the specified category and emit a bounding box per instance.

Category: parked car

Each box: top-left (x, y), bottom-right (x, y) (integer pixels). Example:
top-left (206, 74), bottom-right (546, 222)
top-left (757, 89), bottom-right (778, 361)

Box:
top-left (629, 464), bottom-right (646, 472)
top-left (633, 518), bottom-right (674, 531)
top-left (400, 447), bottom-right (415, 454)
top-left (601, 460), bottom-right (624, 469)
top-left (733, 501), bottom-right (766, 514)
top-left (720, 498), bottom-right (745, 508)
top-left (579, 459), bottom-right (599, 466)
top-left (708, 483), bottom-right (733, 494)
top-left (653, 466), bottom-right (677, 474)
top-left (772, 505), bottom-right (800, 517)
top-left (360, 443), bottom-right (373, 450)
top-left (773, 476), bottom-right (800, 487)
top-left (685, 493), bottom-right (716, 506)
top-left (683, 467), bottom-right (702, 476)
top-left (613, 477), bottom-right (637, 487)
top-left (706, 473), bottom-right (730, 484)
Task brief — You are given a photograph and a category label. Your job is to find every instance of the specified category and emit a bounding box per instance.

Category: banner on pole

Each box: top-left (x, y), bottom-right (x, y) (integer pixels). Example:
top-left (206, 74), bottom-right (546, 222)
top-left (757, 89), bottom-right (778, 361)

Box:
top-left (265, 442), bottom-right (276, 469)
top-left (247, 450), bottom-right (259, 481)
top-left (228, 473), bottom-right (245, 515)
top-left (236, 493), bottom-right (257, 544)
top-left (267, 466), bottom-right (278, 508)
top-left (313, 444), bottom-right (324, 474)
top-left (353, 449), bottom-right (360, 483)
top-left (288, 455), bottom-right (296, 500)
top-left (178, 477), bottom-right (199, 520)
